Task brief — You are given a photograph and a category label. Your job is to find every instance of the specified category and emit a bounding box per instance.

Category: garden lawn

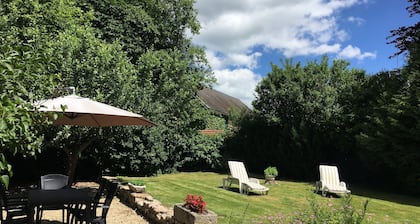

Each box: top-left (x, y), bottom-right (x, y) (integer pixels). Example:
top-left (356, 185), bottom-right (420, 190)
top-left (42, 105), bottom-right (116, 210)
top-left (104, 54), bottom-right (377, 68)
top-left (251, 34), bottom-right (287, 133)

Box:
top-left (119, 172), bottom-right (420, 223)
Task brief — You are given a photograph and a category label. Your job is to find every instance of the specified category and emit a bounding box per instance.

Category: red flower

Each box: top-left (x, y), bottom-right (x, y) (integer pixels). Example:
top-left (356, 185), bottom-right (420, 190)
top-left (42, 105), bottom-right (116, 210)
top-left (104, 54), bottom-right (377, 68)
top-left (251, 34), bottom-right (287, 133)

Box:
top-left (183, 194), bottom-right (207, 213)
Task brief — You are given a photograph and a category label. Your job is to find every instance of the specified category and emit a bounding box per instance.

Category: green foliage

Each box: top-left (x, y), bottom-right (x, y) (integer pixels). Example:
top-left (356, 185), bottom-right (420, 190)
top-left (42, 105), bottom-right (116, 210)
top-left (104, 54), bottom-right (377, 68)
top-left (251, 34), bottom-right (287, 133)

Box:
top-left (1, 0), bottom-right (221, 182)
top-left (257, 195), bottom-right (369, 224)
top-left (61, 0), bottom-right (220, 176)
top-left (351, 0), bottom-right (420, 194)
top-left (228, 54), bottom-right (418, 194)
top-left (0, 46), bottom-right (56, 187)
top-left (387, 0), bottom-right (419, 58)
top-left (296, 195), bottom-right (368, 224)
top-left (79, 0), bottom-right (201, 63)
top-left (354, 71), bottom-right (419, 194)
top-left (264, 166), bottom-right (278, 177)
top-left (228, 107), bottom-right (249, 128)
top-left (206, 115), bottom-right (226, 130)
top-left (225, 56), bottom-right (365, 179)
top-left (0, 154), bottom-right (12, 188)
top-left (254, 56), bottom-right (363, 128)
top-left (46, 25), bottom-right (136, 106)
top-left (96, 47), bottom-right (220, 176)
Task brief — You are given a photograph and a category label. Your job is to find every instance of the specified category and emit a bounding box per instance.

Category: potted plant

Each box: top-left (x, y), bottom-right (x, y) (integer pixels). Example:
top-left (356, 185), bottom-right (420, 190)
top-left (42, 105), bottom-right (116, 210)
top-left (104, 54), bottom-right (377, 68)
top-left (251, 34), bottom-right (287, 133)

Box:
top-left (127, 179), bottom-right (146, 193)
top-left (173, 194), bottom-right (217, 224)
top-left (264, 166), bottom-right (278, 184)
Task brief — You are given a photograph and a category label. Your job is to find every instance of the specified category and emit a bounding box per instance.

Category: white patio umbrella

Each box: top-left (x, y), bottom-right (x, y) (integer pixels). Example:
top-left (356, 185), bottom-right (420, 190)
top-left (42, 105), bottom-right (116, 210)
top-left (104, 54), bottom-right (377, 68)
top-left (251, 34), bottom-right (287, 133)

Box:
top-left (34, 90), bottom-right (155, 184)
top-left (35, 94), bottom-right (155, 127)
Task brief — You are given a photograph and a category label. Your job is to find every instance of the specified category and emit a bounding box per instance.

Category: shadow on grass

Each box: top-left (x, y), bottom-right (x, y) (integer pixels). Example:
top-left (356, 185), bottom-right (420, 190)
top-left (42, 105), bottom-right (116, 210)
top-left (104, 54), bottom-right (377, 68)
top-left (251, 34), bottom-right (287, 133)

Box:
top-left (349, 184), bottom-right (420, 207)
top-left (218, 185), bottom-right (240, 194)
top-left (218, 186), bottom-right (269, 196)
top-left (305, 181), bottom-right (419, 206)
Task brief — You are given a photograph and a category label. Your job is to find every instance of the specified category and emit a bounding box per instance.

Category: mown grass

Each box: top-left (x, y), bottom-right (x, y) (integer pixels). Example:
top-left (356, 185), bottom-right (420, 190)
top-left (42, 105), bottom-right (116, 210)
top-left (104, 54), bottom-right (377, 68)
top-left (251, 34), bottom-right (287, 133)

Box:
top-left (119, 172), bottom-right (420, 223)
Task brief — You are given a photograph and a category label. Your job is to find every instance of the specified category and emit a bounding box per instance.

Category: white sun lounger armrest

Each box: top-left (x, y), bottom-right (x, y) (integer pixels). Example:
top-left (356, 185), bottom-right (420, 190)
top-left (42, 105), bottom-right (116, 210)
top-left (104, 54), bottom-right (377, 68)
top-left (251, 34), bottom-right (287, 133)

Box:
top-left (223, 176), bottom-right (239, 189)
top-left (340, 181), bottom-right (347, 188)
top-left (228, 176), bottom-right (240, 185)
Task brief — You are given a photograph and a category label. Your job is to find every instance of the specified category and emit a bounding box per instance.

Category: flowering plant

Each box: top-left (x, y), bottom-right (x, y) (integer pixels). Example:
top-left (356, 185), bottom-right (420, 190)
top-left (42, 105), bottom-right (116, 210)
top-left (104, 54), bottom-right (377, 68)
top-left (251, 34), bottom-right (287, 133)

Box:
top-left (183, 194), bottom-right (207, 213)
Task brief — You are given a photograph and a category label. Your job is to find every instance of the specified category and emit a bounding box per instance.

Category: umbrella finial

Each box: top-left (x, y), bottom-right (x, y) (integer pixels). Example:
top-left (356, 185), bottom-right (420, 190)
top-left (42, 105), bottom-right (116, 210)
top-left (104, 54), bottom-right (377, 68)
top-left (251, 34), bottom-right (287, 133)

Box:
top-left (68, 86), bottom-right (76, 95)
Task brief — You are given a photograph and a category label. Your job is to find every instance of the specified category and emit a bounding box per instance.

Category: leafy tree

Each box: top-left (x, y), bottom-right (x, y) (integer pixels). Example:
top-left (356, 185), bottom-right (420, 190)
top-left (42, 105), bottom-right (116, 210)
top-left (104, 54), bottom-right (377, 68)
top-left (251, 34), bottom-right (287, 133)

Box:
top-left (357, 0), bottom-right (420, 194)
top-left (78, 0), bottom-right (221, 175)
top-left (77, 0), bottom-right (201, 63)
top-left (44, 23), bottom-right (139, 183)
top-left (226, 57), bottom-right (365, 179)
top-left (98, 48), bottom-right (220, 176)
top-left (0, 0), bottom-right (136, 183)
top-left (2, 0), bottom-right (222, 182)
top-left (0, 47), bottom-right (56, 187)
top-left (354, 70), bottom-right (419, 194)
top-left (387, 0), bottom-right (419, 58)
top-left (0, 0), bottom-right (60, 187)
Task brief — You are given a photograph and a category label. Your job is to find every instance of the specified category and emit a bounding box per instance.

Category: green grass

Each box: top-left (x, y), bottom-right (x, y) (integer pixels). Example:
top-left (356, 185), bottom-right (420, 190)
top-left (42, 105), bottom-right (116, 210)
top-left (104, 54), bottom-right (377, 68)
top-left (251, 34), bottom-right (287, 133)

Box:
top-left (119, 172), bottom-right (420, 223)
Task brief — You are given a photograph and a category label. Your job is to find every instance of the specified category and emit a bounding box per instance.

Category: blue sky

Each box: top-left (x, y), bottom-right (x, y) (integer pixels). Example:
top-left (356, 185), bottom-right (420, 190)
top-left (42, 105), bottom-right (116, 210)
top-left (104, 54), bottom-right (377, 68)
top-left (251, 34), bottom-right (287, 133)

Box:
top-left (192, 0), bottom-right (418, 107)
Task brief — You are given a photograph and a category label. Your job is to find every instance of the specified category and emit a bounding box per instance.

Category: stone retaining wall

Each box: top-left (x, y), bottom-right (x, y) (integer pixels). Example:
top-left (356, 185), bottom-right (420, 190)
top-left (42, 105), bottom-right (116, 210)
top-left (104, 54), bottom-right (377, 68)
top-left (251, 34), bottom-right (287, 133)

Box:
top-left (117, 185), bottom-right (174, 224)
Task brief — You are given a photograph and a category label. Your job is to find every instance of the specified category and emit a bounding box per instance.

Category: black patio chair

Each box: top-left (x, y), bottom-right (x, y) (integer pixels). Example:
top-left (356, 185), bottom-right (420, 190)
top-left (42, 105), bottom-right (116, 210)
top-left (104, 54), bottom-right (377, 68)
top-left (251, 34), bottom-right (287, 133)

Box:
top-left (0, 184), bottom-right (30, 224)
top-left (68, 178), bottom-right (118, 224)
top-left (36, 174), bottom-right (69, 224)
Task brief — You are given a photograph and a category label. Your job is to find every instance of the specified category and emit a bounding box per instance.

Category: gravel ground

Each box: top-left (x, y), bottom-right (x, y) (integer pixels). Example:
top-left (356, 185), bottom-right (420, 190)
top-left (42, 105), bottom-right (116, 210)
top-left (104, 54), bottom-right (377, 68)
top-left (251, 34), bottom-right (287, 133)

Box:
top-left (39, 197), bottom-right (149, 224)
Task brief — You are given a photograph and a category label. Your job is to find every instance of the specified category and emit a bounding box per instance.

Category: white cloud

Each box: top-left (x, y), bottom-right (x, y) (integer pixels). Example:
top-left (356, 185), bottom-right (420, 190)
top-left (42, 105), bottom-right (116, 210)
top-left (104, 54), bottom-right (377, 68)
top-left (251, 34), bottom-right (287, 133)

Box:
top-left (194, 0), bottom-right (373, 104)
top-left (348, 16), bottom-right (365, 25)
top-left (213, 69), bottom-right (262, 108)
top-left (338, 45), bottom-right (376, 60)
top-left (206, 50), bottom-right (262, 70)
top-left (194, 0), bottom-right (369, 59)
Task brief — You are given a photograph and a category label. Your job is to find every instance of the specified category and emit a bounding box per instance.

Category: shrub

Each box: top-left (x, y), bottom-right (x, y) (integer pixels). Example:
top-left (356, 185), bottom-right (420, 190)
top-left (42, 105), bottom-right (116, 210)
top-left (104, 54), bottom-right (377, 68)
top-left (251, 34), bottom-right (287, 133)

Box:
top-left (254, 194), bottom-right (369, 223)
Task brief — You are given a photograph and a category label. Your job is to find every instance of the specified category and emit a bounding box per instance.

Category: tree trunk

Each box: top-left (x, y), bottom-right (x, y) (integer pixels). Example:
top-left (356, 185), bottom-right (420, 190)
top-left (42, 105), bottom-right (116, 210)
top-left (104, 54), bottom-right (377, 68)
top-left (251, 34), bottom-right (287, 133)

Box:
top-left (66, 150), bottom-right (80, 185)
top-left (64, 139), bottom-right (95, 185)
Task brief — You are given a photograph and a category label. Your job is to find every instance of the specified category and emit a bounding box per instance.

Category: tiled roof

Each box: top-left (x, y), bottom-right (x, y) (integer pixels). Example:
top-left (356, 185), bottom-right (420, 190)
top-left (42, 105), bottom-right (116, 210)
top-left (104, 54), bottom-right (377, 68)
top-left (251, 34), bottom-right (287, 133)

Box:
top-left (197, 88), bottom-right (250, 116)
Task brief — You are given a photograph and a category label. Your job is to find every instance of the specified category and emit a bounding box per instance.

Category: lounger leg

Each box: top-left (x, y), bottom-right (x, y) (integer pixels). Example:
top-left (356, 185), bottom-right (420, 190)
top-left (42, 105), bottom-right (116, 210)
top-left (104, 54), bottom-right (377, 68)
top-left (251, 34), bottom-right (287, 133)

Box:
top-left (322, 188), bottom-right (327, 197)
top-left (315, 181), bottom-right (321, 194)
top-left (224, 178), bottom-right (229, 189)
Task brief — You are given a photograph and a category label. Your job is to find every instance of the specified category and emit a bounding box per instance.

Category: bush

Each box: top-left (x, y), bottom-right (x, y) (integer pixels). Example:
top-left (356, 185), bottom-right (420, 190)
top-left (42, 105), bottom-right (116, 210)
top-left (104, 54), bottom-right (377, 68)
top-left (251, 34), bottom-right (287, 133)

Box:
top-left (254, 194), bottom-right (369, 223)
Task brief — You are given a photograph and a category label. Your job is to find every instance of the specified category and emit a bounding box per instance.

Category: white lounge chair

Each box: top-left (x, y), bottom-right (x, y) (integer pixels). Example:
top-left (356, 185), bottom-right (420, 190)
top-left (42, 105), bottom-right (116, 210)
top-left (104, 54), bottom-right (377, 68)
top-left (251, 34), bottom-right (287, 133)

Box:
top-left (316, 165), bottom-right (351, 197)
top-left (223, 161), bottom-right (269, 195)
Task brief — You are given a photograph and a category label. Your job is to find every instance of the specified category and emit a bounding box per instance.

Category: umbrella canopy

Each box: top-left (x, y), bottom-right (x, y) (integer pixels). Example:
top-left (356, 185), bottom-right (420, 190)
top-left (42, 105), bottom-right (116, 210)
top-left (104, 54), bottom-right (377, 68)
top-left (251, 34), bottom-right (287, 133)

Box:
top-left (36, 94), bottom-right (155, 127)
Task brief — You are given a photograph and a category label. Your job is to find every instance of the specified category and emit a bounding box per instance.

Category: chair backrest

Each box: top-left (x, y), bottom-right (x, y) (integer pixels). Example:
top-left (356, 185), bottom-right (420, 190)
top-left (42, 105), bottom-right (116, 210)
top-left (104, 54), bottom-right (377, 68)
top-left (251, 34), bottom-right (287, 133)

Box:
top-left (97, 179), bottom-right (118, 219)
top-left (41, 174), bottom-right (69, 190)
top-left (228, 161), bottom-right (249, 182)
top-left (0, 184), bottom-right (29, 224)
top-left (91, 178), bottom-right (107, 208)
top-left (319, 165), bottom-right (341, 186)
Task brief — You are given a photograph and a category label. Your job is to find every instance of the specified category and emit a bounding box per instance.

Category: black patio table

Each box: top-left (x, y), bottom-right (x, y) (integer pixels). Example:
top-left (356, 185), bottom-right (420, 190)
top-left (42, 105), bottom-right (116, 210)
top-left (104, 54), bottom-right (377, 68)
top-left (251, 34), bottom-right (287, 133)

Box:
top-left (28, 188), bottom-right (96, 224)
